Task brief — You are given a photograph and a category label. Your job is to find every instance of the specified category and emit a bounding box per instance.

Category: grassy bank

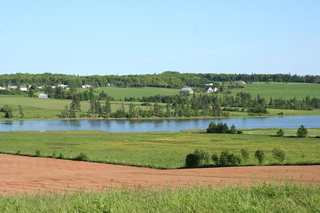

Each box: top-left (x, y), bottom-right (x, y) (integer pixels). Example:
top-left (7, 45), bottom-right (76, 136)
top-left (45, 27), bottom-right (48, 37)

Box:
top-left (1, 129), bottom-right (320, 169)
top-left (0, 181), bottom-right (319, 212)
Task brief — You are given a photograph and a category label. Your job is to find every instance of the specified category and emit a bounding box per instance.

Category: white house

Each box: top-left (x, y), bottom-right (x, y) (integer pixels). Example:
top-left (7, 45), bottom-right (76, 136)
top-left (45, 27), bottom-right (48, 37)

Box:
top-left (205, 83), bottom-right (214, 86)
top-left (180, 88), bottom-right (194, 94)
top-left (82, 84), bottom-right (92, 88)
top-left (0, 86), bottom-right (6, 90)
top-left (203, 87), bottom-right (218, 93)
top-left (38, 93), bottom-right (48, 98)
top-left (51, 86), bottom-right (56, 89)
top-left (8, 85), bottom-right (17, 89)
top-left (20, 85), bottom-right (27, 91)
top-left (234, 80), bottom-right (246, 85)
top-left (58, 84), bottom-right (68, 88)
top-left (36, 86), bottom-right (44, 89)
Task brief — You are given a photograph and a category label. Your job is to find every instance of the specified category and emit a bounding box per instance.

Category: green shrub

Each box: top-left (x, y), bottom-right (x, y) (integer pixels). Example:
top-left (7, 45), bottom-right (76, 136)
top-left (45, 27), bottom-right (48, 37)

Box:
top-left (297, 125), bottom-right (308, 138)
top-left (211, 153), bottom-right (219, 165)
top-left (241, 148), bottom-right (249, 164)
top-left (52, 152), bottom-right (57, 157)
top-left (16, 150), bottom-right (21, 155)
top-left (35, 150), bottom-right (40, 157)
top-left (74, 152), bottom-right (89, 161)
top-left (276, 128), bottom-right (284, 137)
top-left (255, 149), bottom-right (265, 165)
top-left (272, 145), bottom-right (287, 163)
top-left (185, 154), bottom-right (200, 168)
top-left (237, 130), bottom-right (243, 134)
top-left (58, 153), bottom-right (64, 159)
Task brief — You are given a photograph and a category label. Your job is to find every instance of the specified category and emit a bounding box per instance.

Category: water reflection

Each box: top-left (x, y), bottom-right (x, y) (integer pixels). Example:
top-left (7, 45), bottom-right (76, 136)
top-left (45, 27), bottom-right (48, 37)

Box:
top-left (0, 116), bottom-right (319, 132)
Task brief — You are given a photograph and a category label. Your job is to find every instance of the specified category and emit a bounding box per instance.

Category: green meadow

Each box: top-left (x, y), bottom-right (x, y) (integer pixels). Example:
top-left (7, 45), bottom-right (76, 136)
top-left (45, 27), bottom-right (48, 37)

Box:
top-left (1, 129), bottom-right (320, 168)
top-left (231, 82), bottom-right (320, 100)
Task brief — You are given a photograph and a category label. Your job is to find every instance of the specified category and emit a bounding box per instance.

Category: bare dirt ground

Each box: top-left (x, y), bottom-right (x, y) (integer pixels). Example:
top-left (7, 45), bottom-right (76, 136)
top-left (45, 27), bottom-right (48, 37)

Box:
top-left (0, 154), bottom-right (319, 194)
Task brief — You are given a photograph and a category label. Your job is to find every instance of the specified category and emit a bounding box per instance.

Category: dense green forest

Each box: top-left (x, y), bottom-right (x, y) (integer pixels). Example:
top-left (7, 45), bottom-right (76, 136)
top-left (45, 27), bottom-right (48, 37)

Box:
top-left (0, 72), bottom-right (319, 89)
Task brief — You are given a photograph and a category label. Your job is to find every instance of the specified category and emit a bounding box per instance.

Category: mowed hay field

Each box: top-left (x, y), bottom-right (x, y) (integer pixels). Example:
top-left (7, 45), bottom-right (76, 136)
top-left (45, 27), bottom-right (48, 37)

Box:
top-left (1, 129), bottom-right (320, 168)
top-left (231, 82), bottom-right (320, 100)
top-left (0, 96), bottom-right (160, 119)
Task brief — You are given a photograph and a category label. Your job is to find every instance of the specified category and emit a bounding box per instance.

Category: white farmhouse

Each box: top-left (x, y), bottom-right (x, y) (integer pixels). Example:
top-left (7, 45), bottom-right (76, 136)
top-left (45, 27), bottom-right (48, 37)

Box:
top-left (82, 84), bottom-right (92, 88)
top-left (0, 86), bottom-right (6, 90)
top-left (8, 85), bottom-right (17, 89)
top-left (38, 93), bottom-right (48, 98)
top-left (180, 88), bottom-right (194, 94)
top-left (20, 85), bottom-right (27, 91)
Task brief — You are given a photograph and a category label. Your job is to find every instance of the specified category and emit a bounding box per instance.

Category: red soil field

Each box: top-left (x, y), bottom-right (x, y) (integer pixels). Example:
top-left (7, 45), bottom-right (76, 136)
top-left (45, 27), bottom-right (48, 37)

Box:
top-left (0, 154), bottom-right (319, 194)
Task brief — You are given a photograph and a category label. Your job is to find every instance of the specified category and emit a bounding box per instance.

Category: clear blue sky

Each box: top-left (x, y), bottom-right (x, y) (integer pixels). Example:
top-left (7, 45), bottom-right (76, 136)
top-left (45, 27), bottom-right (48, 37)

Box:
top-left (1, 0), bottom-right (319, 76)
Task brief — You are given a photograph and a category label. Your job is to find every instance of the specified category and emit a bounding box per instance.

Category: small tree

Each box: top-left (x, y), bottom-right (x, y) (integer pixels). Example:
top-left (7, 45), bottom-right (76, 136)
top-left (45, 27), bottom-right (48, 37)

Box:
top-left (19, 105), bottom-right (24, 118)
top-left (194, 148), bottom-right (210, 165)
top-left (272, 145), bottom-right (287, 163)
top-left (241, 148), bottom-right (249, 164)
top-left (297, 125), bottom-right (308, 138)
top-left (211, 153), bottom-right (219, 165)
top-left (207, 121), bottom-right (217, 133)
top-left (219, 150), bottom-right (230, 165)
top-left (255, 149), bottom-right (265, 165)
top-left (35, 150), bottom-right (40, 157)
top-left (185, 154), bottom-right (200, 168)
top-left (230, 124), bottom-right (236, 134)
top-left (276, 128), bottom-right (284, 137)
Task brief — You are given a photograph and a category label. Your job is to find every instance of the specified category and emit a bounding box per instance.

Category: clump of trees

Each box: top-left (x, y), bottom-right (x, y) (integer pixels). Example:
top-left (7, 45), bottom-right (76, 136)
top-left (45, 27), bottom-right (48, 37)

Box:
top-left (207, 121), bottom-right (237, 134)
top-left (1, 105), bottom-right (13, 118)
top-left (185, 148), bottom-right (210, 168)
top-left (211, 150), bottom-right (241, 166)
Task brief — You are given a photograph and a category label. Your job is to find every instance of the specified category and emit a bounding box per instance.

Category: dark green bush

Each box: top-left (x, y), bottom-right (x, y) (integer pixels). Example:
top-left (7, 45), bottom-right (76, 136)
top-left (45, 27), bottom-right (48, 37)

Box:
top-left (185, 154), bottom-right (200, 168)
top-left (276, 128), bottom-right (284, 137)
top-left (74, 152), bottom-right (89, 161)
top-left (255, 149), bottom-right (265, 165)
top-left (35, 150), bottom-right (40, 157)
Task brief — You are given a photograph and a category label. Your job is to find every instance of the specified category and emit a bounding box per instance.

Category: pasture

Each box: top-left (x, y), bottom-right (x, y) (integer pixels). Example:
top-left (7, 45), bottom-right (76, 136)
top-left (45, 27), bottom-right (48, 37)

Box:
top-left (1, 128), bottom-right (320, 168)
top-left (231, 82), bottom-right (320, 100)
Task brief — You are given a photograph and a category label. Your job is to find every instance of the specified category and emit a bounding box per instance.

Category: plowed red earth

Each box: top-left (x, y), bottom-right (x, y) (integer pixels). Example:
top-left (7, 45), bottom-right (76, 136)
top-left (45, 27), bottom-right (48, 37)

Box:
top-left (0, 154), bottom-right (319, 194)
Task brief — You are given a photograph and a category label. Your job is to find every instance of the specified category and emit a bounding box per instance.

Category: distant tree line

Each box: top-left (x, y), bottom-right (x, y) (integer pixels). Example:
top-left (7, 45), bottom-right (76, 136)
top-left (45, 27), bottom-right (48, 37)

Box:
top-left (1, 72), bottom-right (319, 90)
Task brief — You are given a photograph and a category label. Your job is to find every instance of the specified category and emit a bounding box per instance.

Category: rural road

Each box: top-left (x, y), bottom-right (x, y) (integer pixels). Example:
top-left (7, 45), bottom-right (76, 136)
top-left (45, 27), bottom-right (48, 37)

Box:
top-left (0, 154), bottom-right (319, 194)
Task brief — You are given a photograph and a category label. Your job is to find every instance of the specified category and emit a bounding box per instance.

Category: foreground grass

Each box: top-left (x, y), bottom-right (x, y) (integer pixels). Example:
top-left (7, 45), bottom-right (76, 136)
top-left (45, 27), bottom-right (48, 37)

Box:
top-left (0, 181), bottom-right (319, 212)
top-left (1, 129), bottom-right (320, 168)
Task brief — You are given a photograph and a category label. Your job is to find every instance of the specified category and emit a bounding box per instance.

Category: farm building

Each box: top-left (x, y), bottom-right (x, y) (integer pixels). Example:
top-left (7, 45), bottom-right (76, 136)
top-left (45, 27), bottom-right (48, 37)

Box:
top-left (20, 85), bottom-right (27, 91)
top-left (205, 83), bottom-right (214, 86)
top-left (234, 80), bottom-right (246, 85)
top-left (82, 84), bottom-right (92, 88)
top-left (38, 93), bottom-right (48, 98)
top-left (203, 87), bottom-right (218, 93)
top-left (8, 85), bottom-right (17, 89)
top-left (0, 86), bottom-right (6, 90)
top-left (180, 88), bottom-right (194, 94)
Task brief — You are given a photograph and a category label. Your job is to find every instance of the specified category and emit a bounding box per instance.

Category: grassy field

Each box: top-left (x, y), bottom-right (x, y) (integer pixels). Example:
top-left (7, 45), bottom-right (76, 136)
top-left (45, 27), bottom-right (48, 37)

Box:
top-left (1, 129), bottom-right (320, 169)
top-left (230, 82), bottom-right (320, 100)
top-left (0, 96), bottom-right (162, 119)
top-left (0, 181), bottom-right (319, 212)
top-left (85, 86), bottom-right (181, 100)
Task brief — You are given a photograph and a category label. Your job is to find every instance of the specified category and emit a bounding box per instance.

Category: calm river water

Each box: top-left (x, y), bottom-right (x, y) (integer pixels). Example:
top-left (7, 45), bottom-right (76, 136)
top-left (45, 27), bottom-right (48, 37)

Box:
top-left (0, 116), bottom-right (319, 132)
